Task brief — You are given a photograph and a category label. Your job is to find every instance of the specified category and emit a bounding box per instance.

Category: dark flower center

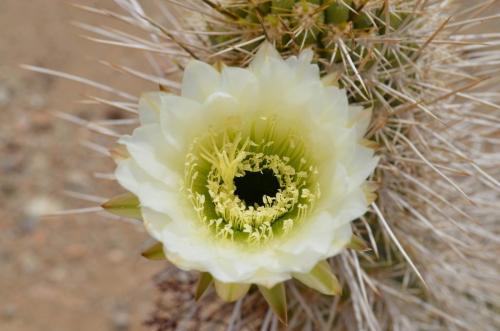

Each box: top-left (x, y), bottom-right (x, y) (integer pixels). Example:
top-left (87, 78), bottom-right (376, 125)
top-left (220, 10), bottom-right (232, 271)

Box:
top-left (234, 169), bottom-right (280, 207)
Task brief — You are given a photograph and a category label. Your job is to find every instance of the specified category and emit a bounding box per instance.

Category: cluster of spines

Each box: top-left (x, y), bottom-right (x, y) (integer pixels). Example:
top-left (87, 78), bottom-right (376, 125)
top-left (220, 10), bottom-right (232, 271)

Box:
top-left (43, 0), bottom-right (500, 330)
top-left (208, 0), bottom-right (415, 104)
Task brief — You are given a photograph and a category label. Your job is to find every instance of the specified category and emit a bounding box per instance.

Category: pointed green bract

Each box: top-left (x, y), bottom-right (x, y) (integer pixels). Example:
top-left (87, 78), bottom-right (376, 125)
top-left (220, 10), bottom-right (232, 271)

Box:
top-left (141, 242), bottom-right (166, 260)
top-left (347, 235), bottom-right (368, 251)
top-left (195, 272), bottom-right (213, 301)
top-left (293, 260), bottom-right (341, 296)
top-left (101, 192), bottom-right (141, 220)
top-left (214, 281), bottom-right (251, 302)
top-left (258, 283), bottom-right (288, 325)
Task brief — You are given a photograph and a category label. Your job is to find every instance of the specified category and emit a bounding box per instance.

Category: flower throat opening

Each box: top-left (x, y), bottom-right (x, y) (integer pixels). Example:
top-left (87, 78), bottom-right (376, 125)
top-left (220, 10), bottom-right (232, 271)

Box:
top-left (184, 121), bottom-right (321, 243)
top-left (234, 169), bottom-right (280, 207)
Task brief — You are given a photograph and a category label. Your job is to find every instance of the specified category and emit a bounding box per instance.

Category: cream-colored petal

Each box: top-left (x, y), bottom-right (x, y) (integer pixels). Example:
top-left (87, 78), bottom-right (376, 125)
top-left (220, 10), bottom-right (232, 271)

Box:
top-left (250, 41), bottom-right (283, 72)
top-left (204, 91), bottom-right (241, 118)
top-left (138, 92), bottom-right (164, 125)
top-left (220, 66), bottom-right (259, 112)
top-left (285, 48), bottom-right (319, 83)
top-left (115, 159), bottom-right (182, 216)
top-left (327, 223), bottom-right (353, 256)
top-left (158, 94), bottom-right (205, 152)
top-left (142, 207), bottom-right (295, 286)
top-left (276, 211), bottom-right (349, 275)
top-left (120, 124), bottom-right (183, 185)
top-left (346, 147), bottom-right (379, 190)
top-left (348, 106), bottom-right (372, 139)
top-left (182, 60), bottom-right (221, 102)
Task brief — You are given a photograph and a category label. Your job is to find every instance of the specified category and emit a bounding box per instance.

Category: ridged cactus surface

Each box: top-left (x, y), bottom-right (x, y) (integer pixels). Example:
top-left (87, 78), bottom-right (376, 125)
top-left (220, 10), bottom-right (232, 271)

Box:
top-left (208, 0), bottom-right (421, 106)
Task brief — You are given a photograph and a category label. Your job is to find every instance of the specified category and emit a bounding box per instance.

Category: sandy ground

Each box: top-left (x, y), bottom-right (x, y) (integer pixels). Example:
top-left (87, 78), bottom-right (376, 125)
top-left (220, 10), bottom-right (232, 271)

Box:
top-left (0, 1), bottom-right (166, 330)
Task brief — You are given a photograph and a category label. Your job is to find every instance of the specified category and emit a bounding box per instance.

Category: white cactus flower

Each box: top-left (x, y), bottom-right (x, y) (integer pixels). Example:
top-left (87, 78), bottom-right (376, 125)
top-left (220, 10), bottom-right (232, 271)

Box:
top-left (114, 42), bottom-right (378, 297)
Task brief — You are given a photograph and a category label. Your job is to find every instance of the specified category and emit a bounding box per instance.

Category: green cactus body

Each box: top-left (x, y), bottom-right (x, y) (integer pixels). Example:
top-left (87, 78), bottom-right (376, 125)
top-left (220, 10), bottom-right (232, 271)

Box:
top-left (325, 0), bottom-right (353, 25)
top-left (209, 0), bottom-right (418, 104)
top-left (272, 0), bottom-right (295, 12)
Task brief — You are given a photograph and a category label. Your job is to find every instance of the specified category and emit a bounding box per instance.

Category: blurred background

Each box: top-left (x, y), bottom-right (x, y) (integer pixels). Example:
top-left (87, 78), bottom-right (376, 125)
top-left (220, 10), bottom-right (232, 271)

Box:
top-left (1, 1), bottom-right (499, 331)
top-left (1, 1), bottom-right (165, 330)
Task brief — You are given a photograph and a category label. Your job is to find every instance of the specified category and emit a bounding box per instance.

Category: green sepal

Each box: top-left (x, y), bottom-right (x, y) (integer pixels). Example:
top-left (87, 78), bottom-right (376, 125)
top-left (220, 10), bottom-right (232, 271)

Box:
top-left (214, 281), bottom-right (251, 302)
top-left (258, 283), bottom-right (288, 325)
top-left (141, 242), bottom-right (166, 260)
top-left (195, 272), bottom-right (213, 301)
top-left (346, 235), bottom-right (369, 251)
top-left (101, 192), bottom-right (141, 220)
top-left (293, 260), bottom-right (341, 295)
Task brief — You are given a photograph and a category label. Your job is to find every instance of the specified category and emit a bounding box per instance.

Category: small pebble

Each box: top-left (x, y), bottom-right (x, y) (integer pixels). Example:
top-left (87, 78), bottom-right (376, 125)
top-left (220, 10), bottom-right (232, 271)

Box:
top-left (18, 216), bottom-right (38, 235)
top-left (49, 267), bottom-right (68, 282)
top-left (1, 304), bottom-right (17, 321)
top-left (176, 271), bottom-right (190, 284)
top-left (29, 93), bottom-right (47, 109)
top-left (111, 309), bottom-right (130, 331)
top-left (107, 249), bottom-right (125, 263)
top-left (20, 253), bottom-right (40, 273)
top-left (64, 243), bottom-right (87, 260)
top-left (31, 112), bottom-right (52, 131)
top-left (0, 85), bottom-right (11, 107)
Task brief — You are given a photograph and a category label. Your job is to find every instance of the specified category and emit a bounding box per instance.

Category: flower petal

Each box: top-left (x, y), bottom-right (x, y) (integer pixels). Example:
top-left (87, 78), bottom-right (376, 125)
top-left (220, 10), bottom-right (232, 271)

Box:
top-left (220, 66), bottom-right (259, 110)
top-left (120, 123), bottom-right (183, 186)
top-left (250, 41), bottom-right (283, 72)
top-left (138, 92), bottom-right (165, 125)
top-left (182, 60), bottom-right (220, 102)
top-left (158, 94), bottom-right (206, 152)
top-left (292, 260), bottom-right (341, 296)
top-left (115, 159), bottom-right (183, 217)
